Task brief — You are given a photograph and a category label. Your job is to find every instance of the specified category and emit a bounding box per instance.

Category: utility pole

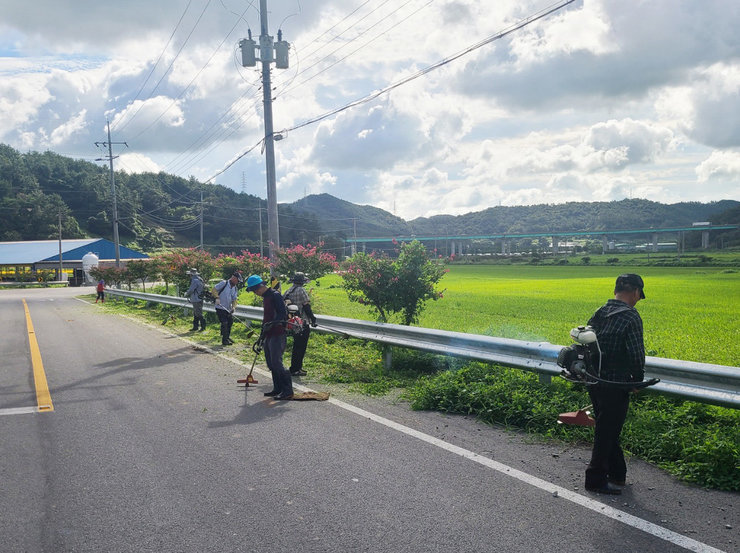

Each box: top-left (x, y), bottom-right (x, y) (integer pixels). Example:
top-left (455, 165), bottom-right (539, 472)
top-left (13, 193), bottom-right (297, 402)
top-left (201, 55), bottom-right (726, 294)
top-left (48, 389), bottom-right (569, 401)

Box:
top-left (199, 188), bottom-right (204, 249)
top-left (258, 206), bottom-right (264, 257)
top-left (58, 213), bottom-right (63, 281)
top-left (95, 120), bottom-right (127, 267)
top-left (240, 0), bottom-right (290, 271)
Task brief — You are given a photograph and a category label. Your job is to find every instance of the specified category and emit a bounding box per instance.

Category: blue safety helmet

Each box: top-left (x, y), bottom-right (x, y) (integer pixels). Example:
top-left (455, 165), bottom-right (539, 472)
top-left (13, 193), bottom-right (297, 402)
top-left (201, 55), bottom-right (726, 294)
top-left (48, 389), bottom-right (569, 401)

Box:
top-left (246, 274), bottom-right (265, 291)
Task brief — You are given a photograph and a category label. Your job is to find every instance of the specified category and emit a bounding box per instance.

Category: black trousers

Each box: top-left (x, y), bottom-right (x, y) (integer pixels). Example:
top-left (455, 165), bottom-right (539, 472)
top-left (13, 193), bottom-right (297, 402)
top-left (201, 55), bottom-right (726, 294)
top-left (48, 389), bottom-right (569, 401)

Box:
top-left (216, 308), bottom-right (233, 340)
top-left (585, 386), bottom-right (630, 488)
top-left (289, 325), bottom-right (311, 372)
top-left (264, 334), bottom-right (293, 396)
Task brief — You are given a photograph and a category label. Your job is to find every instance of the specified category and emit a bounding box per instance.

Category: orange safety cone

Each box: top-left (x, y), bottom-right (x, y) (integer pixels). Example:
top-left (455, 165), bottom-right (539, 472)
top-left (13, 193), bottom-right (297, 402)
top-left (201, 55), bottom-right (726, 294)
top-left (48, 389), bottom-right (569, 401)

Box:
top-left (557, 406), bottom-right (595, 426)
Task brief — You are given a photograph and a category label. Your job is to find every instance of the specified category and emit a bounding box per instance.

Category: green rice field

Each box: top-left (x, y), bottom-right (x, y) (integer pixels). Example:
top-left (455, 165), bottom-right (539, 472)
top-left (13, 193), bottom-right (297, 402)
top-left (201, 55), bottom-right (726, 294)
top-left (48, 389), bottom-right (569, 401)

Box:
top-left (308, 265), bottom-right (740, 367)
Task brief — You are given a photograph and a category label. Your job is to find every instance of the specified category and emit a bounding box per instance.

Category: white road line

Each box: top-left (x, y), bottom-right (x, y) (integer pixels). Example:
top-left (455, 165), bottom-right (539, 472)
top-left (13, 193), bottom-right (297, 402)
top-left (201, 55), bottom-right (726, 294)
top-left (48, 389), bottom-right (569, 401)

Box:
top-left (93, 299), bottom-right (727, 553)
top-left (329, 397), bottom-right (726, 553)
top-left (0, 406), bottom-right (42, 416)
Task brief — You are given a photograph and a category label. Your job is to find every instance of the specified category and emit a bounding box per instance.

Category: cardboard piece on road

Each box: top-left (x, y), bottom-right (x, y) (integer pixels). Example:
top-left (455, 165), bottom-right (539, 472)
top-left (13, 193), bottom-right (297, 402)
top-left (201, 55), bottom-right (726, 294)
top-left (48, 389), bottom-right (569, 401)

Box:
top-left (290, 391), bottom-right (330, 401)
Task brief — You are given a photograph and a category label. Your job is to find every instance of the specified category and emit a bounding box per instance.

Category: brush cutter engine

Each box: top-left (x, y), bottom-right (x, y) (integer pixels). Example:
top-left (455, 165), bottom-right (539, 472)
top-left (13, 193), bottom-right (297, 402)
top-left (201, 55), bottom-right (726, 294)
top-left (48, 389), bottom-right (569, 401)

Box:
top-left (558, 326), bottom-right (599, 384)
top-left (285, 304), bottom-right (305, 336)
top-left (557, 325), bottom-right (659, 389)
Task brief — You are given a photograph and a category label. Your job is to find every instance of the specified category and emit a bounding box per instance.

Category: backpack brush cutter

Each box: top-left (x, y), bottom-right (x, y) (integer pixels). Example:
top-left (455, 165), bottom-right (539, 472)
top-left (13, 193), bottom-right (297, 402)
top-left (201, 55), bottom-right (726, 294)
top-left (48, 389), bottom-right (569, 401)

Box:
top-left (556, 325), bottom-right (659, 426)
top-left (557, 325), bottom-right (660, 390)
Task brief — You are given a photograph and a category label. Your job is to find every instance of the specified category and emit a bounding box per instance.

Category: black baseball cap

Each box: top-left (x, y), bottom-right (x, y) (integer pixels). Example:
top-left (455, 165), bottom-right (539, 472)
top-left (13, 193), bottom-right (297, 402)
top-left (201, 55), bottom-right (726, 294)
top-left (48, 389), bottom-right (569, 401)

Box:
top-left (615, 273), bottom-right (646, 298)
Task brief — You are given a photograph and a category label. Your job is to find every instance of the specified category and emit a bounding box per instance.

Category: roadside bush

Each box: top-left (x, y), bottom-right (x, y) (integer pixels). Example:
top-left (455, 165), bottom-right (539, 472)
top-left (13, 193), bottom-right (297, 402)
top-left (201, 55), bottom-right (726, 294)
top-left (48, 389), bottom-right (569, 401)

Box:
top-left (341, 240), bottom-right (446, 324)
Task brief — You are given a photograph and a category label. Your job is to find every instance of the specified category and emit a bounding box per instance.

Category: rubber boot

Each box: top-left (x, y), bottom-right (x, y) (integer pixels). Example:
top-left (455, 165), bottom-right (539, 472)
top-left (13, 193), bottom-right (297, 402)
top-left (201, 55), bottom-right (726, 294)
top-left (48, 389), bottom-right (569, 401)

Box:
top-left (199, 317), bottom-right (206, 331)
top-left (190, 317), bottom-right (199, 331)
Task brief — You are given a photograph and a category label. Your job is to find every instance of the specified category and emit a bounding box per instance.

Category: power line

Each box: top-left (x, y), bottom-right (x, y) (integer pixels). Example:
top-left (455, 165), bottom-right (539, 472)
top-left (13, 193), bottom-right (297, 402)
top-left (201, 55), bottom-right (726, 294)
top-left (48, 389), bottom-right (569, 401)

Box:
top-left (207, 1), bottom-right (574, 182)
top-left (113, 0), bottom-right (195, 133)
top-left (283, 0), bottom-right (576, 135)
top-left (126, 0), bottom-right (252, 143)
top-left (172, 0), bottom-right (421, 179)
top-left (272, 0), bottom-right (417, 95)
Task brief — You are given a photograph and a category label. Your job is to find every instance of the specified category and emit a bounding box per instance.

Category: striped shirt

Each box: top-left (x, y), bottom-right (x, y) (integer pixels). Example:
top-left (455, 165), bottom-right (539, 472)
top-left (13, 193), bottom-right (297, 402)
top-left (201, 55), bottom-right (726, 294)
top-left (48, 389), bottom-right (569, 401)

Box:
top-left (283, 284), bottom-right (310, 318)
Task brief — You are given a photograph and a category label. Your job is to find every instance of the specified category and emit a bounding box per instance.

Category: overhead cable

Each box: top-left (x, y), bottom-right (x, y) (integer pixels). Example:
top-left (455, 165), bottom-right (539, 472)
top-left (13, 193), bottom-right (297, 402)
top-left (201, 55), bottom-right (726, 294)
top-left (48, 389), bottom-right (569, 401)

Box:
top-left (283, 0), bottom-right (576, 135)
top-left (113, 0), bottom-right (194, 133)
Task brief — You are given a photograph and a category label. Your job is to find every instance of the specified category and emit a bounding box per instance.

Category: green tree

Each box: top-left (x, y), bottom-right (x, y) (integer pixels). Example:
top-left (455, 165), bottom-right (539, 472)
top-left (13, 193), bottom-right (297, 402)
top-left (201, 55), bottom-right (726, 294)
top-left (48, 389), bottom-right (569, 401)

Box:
top-left (125, 259), bottom-right (155, 292)
top-left (89, 266), bottom-right (125, 288)
top-left (341, 240), bottom-right (446, 325)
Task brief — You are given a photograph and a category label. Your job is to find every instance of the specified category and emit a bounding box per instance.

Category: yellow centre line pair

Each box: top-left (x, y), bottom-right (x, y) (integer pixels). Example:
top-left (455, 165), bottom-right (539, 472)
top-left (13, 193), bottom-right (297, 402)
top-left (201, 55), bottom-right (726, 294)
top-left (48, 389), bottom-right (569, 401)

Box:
top-left (22, 299), bottom-right (54, 412)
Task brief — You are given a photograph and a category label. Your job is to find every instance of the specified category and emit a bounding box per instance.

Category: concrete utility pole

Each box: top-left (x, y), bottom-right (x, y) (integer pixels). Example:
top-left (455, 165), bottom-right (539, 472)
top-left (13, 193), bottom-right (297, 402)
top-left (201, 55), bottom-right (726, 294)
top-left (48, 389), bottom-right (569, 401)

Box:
top-left (258, 206), bottom-right (264, 257)
top-left (95, 121), bottom-right (127, 267)
top-left (240, 0), bottom-right (290, 268)
top-left (199, 188), bottom-right (204, 249)
top-left (58, 213), bottom-right (63, 280)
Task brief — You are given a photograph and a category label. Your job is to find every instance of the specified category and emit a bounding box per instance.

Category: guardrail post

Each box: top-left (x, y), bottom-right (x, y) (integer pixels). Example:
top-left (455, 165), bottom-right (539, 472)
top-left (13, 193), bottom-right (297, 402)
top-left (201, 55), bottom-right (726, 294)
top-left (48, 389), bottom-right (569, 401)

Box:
top-left (383, 345), bottom-right (392, 370)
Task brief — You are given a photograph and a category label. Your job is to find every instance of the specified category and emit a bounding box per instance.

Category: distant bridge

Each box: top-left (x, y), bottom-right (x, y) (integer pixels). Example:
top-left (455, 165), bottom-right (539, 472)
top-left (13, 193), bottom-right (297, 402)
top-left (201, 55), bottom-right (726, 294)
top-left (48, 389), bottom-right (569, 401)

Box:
top-left (346, 224), bottom-right (738, 255)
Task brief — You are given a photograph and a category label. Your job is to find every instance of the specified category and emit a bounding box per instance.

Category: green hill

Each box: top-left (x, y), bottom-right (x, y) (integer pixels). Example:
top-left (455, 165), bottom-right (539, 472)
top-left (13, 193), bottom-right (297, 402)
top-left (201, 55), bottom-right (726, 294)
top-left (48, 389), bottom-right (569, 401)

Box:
top-left (1, 144), bottom-right (737, 252)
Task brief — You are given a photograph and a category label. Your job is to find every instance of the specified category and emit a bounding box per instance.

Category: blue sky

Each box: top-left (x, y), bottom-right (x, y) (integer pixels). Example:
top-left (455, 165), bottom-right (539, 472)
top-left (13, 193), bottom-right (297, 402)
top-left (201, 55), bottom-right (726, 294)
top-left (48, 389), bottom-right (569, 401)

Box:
top-left (0, 0), bottom-right (738, 220)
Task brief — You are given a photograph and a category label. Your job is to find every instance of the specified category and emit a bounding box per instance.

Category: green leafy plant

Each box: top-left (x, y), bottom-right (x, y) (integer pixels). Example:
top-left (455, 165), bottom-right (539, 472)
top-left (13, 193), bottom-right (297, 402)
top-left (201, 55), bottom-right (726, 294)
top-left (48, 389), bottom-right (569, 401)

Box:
top-left (341, 240), bottom-right (446, 324)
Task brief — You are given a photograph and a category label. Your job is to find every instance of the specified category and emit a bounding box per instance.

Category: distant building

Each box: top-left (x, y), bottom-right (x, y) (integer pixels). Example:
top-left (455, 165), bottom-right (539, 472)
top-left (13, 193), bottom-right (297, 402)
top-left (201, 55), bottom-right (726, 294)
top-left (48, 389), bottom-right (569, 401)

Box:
top-left (0, 238), bottom-right (148, 282)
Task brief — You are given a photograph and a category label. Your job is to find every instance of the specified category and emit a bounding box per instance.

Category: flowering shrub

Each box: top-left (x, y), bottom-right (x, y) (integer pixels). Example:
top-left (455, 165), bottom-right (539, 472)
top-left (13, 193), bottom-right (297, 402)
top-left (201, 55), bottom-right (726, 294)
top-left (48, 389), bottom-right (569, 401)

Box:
top-left (154, 248), bottom-right (216, 293)
top-left (89, 266), bottom-right (126, 288)
top-left (215, 250), bottom-right (270, 281)
top-left (341, 240), bottom-right (446, 325)
top-left (271, 243), bottom-right (338, 281)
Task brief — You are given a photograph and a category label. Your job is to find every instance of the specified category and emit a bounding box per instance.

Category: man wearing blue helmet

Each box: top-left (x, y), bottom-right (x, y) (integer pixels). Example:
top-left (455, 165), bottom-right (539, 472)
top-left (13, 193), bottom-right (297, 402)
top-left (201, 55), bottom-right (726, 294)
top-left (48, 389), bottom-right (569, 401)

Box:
top-left (246, 274), bottom-right (293, 400)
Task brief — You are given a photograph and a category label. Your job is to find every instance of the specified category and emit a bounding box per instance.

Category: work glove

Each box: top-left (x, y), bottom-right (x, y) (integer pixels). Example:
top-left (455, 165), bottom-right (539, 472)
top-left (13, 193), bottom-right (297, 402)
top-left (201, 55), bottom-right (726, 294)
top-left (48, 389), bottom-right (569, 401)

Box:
top-left (215, 298), bottom-right (221, 306)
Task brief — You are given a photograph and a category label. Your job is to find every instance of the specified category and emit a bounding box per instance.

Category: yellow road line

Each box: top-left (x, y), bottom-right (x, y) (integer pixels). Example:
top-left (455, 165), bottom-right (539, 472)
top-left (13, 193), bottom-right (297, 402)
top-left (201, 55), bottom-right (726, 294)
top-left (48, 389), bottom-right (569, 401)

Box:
top-left (22, 299), bottom-right (54, 412)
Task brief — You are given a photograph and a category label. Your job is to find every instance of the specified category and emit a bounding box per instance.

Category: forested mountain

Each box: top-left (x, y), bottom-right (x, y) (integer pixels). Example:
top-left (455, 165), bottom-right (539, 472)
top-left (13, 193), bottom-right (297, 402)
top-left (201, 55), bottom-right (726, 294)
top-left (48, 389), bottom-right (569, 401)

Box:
top-left (1, 144), bottom-right (737, 252)
top-left (290, 194), bottom-right (411, 238)
top-left (406, 199), bottom-right (739, 236)
top-left (0, 144), bottom-right (320, 252)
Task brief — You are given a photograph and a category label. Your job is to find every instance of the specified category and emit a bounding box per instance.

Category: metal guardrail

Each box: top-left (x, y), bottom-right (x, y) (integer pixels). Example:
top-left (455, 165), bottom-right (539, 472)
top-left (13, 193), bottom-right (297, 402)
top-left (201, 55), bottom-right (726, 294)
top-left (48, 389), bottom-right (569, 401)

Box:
top-left (104, 288), bottom-right (740, 409)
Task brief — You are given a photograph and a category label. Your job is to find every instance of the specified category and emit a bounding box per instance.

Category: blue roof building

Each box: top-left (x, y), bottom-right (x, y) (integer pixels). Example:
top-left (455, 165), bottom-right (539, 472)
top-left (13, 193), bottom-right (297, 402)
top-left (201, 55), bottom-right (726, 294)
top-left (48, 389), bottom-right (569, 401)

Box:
top-left (0, 238), bottom-right (148, 281)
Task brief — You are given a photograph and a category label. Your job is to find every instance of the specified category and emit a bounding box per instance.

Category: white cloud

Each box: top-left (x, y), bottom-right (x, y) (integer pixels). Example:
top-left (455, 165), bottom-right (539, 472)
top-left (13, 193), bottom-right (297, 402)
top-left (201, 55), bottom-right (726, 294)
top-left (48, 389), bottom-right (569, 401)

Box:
top-left (696, 151), bottom-right (740, 184)
top-left (50, 109), bottom-right (89, 145)
top-left (0, 0), bottom-right (738, 221)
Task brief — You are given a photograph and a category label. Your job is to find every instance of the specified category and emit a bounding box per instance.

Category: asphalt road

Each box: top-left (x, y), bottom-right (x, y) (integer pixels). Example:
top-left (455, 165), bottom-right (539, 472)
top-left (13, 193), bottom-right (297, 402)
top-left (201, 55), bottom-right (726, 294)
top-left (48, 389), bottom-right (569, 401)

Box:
top-left (1, 287), bottom-right (737, 553)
